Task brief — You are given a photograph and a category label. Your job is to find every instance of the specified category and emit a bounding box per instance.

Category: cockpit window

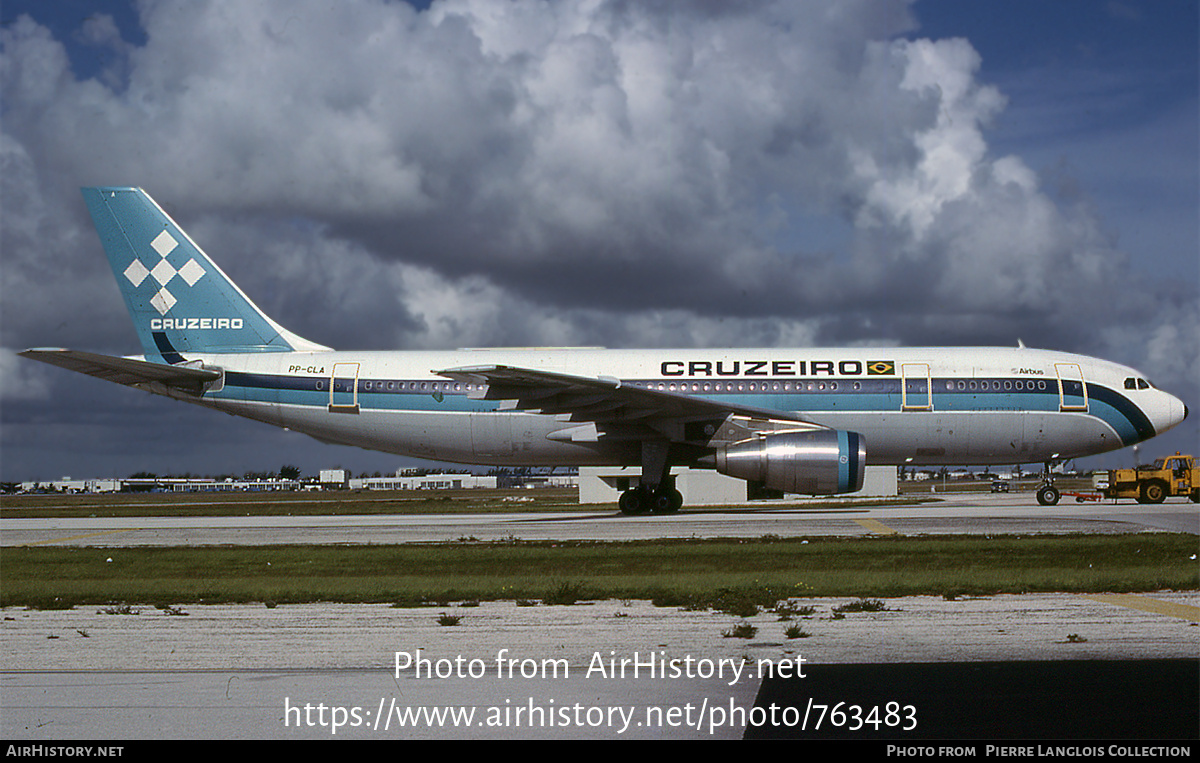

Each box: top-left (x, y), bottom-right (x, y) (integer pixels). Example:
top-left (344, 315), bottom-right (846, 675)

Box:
top-left (1125, 378), bottom-right (1137, 389)
top-left (1125, 378), bottom-right (1152, 390)
top-left (1139, 379), bottom-right (1152, 389)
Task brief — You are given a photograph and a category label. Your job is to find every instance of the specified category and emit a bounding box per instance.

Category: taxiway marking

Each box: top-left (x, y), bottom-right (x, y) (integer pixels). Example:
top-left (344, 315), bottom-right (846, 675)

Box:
top-left (25, 529), bottom-right (138, 546)
top-left (854, 518), bottom-right (900, 535)
top-left (1084, 593), bottom-right (1200, 622)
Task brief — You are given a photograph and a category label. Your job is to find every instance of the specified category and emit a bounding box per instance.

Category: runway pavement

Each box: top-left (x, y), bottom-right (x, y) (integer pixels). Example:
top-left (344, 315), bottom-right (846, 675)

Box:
top-left (3, 492), bottom-right (1197, 547)
top-left (2, 493), bottom-right (1197, 741)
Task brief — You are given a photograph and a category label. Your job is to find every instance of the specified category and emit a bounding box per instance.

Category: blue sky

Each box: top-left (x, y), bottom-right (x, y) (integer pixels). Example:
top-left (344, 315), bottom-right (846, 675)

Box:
top-left (2, 0), bottom-right (1196, 480)
top-left (914, 0), bottom-right (1198, 268)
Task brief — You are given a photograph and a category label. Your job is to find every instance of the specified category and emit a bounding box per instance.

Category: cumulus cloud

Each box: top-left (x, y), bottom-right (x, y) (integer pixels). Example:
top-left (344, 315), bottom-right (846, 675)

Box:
top-left (1, 0), bottom-right (1195, 476)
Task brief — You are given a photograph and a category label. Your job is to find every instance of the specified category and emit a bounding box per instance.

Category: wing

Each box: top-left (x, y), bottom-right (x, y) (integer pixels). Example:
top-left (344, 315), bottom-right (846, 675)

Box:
top-left (435, 364), bottom-right (824, 445)
top-left (20, 348), bottom-right (221, 395)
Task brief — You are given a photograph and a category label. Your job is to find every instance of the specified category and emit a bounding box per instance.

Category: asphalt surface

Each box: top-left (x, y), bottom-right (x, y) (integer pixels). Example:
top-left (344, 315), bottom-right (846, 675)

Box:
top-left (2, 492), bottom-right (1197, 741)
top-left (3, 492), bottom-right (1197, 546)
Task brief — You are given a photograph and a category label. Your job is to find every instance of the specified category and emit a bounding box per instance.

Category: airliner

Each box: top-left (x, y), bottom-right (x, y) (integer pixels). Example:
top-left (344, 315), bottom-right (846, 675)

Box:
top-left (21, 188), bottom-right (1189, 513)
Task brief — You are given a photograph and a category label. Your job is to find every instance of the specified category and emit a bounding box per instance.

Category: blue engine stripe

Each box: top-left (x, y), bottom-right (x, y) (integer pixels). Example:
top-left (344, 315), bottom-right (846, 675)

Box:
top-left (846, 432), bottom-right (860, 491)
top-left (837, 430), bottom-right (850, 492)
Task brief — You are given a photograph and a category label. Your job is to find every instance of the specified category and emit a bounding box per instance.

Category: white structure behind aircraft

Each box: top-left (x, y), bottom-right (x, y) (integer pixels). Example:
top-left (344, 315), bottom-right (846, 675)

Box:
top-left (21, 188), bottom-right (1189, 513)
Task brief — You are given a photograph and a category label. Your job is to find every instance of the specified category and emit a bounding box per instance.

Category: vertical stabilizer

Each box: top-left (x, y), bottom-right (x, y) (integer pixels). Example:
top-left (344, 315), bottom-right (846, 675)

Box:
top-left (82, 187), bottom-right (329, 361)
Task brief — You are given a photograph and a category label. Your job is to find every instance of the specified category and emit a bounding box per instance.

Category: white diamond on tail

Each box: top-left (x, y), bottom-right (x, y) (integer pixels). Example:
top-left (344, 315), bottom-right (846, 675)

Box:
top-left (124, 259), bottom-right (149, 287)
top-left (178, 259), bottom-right (205, 286)
top-left (150, 287), bottom-right (177, 316)
top-left (151, 230), bottom-right (178, 258)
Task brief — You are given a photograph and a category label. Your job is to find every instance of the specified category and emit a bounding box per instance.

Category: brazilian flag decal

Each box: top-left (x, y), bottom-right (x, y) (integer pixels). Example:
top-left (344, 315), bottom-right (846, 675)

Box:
top-left (867, 361), bottom-right (895, 375)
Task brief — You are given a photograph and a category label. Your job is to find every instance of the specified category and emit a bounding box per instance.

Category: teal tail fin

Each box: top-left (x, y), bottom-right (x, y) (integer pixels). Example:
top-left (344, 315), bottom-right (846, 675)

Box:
top-left (82, 187), bottom-right (329, 362)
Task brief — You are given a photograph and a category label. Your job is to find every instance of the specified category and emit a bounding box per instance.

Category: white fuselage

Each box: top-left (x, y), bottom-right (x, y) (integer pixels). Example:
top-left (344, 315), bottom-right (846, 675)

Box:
top-left (157, 346), bottom-right (1186, 468)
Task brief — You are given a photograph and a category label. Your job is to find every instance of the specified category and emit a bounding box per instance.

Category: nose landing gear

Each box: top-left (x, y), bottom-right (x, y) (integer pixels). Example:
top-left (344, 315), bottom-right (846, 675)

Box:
top-left (1036, 483), bottom-right (1061, 506)
top-left (1035, 460), bottom-right (1062, 506)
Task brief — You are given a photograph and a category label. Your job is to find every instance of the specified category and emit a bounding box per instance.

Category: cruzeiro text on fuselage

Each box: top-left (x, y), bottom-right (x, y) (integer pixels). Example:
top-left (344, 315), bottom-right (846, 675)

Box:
top-left (660, 359), bottom-right (896, 378)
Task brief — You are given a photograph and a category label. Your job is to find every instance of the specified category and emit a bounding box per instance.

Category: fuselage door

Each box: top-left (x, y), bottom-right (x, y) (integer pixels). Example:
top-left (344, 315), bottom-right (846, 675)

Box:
top-left (329, 362), bottom-right (361, 413)
top-left (1055, 363), bottom-right (1088, 412)
top-left (901, 363), bottom-right (933, 411)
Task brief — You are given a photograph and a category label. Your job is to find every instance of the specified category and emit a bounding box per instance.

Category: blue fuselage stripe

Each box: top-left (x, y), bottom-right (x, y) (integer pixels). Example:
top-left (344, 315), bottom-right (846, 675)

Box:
top-left (211, 373), bottom-right (1155, 446)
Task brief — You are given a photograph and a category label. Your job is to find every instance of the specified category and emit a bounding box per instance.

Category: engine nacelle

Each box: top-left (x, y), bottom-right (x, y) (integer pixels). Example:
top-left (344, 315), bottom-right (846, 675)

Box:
top-left (714, 429), bottom-right (866, 495)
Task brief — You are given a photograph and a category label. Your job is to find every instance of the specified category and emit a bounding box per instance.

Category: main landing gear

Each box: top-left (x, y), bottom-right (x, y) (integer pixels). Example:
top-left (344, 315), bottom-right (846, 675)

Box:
top-left (619, 440), bottom-right (684, 515)
top-left (619, 484), bottom-right (684, 515)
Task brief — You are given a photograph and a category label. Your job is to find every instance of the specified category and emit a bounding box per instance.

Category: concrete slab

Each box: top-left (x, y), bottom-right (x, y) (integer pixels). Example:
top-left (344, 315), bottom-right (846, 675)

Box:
top-left (3, 592), bottom-right (1196, 739)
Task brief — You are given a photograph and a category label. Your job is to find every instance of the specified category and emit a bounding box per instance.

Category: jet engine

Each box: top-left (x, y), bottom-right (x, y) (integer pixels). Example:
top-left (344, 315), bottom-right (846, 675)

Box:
top-left (714, 429), bottom-right (866, 495)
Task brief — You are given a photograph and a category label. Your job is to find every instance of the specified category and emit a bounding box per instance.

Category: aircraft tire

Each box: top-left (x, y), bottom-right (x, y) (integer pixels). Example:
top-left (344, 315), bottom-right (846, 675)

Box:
top-left (619, 489), bottom-right (648, 516)
top-left (1036, 485), bottom-right (1060, 506)
top-left (669, 488), bottom-right (683, 513)
top-left (651, 489), bottom-right (683, 514)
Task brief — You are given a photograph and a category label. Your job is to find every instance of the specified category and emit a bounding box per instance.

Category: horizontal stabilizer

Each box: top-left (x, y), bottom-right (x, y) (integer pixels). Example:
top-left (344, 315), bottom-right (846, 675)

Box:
top-left (20, 348), bottom-right (220, 394)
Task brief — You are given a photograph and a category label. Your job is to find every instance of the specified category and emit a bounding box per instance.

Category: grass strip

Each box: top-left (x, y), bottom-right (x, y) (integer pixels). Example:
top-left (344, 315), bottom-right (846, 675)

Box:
top-left (0, 490), bottom-right (582, 518)
top-left (3, 534), bottom-right (1195, 609)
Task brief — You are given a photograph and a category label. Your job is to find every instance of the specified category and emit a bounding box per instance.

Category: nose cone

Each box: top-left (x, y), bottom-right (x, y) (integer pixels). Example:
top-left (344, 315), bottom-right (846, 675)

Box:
top-left (1154, 391), bottom-right (1188, 435)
